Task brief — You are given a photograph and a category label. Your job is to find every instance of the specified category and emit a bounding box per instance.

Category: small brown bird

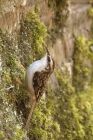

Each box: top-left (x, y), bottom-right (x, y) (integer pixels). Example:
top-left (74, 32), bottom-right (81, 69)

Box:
top-left (25, 49), bottom-right (55, 130)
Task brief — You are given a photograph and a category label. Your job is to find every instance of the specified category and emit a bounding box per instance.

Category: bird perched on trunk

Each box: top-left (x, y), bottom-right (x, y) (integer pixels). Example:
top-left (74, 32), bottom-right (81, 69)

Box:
top-left (25, 48), bottom-right (55, 130)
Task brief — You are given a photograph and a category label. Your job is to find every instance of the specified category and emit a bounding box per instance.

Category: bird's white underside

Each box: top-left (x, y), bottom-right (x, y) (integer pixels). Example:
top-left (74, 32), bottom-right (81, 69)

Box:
top-left (26, 54), bottom-right (48, 94)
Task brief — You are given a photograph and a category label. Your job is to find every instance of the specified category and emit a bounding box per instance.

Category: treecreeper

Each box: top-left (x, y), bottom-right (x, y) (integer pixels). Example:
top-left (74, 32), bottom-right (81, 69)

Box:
top-left (25, 49), bottom-right (55, 130)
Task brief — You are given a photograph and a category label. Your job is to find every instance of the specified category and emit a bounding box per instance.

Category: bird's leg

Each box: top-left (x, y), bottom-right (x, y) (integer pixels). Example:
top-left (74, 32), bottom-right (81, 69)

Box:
top-left (24, 95), bottom-right (37, 131)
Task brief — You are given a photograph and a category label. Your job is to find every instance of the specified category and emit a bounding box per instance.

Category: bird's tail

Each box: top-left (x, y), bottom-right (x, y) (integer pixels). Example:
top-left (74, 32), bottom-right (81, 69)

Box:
top-left (24, 99), bottom-right (37, 131)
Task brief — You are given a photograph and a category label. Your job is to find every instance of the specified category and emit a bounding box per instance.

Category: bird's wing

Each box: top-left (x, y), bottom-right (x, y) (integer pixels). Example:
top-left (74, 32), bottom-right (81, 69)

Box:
top-left (32, 70), bottom-right (49, 101)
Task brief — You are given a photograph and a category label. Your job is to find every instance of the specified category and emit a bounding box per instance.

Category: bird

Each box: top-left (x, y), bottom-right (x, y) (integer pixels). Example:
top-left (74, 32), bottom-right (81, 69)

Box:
top-left (25, 48), bottom-right (55, 130)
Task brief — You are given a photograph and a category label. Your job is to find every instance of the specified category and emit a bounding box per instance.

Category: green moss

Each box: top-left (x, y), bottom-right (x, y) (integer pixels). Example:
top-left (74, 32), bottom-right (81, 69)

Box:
top-left (73, 36), bottom-right (93, 91)
top-left (54, 69), bottom-right (93, 140)
top-left (70, 85), bottom-right (93, 140)
top-left (19, 10), bottom-right (47, 67)
top-left (54, 70), bottom-right (77, 140)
